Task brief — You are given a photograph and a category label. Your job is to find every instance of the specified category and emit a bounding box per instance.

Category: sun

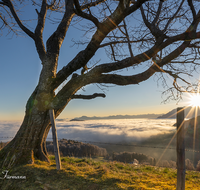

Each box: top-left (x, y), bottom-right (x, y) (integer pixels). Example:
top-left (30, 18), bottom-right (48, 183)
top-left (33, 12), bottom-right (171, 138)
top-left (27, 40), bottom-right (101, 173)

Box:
top-left (189, 93), bottom-right (200, 107)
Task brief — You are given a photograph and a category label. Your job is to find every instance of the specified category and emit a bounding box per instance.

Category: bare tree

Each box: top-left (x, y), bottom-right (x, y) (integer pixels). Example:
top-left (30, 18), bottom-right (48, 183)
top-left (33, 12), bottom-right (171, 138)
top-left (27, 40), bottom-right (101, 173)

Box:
top-left (1, 0), bottom-right (200, 168)
top-left (0, 0), bottom-right (18, 36)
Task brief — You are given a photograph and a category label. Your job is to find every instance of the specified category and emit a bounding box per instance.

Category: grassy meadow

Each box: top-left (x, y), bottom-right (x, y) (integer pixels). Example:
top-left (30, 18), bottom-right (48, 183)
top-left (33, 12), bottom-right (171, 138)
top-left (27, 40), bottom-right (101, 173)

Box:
top-left (0, 156), bottom-right (200, 190)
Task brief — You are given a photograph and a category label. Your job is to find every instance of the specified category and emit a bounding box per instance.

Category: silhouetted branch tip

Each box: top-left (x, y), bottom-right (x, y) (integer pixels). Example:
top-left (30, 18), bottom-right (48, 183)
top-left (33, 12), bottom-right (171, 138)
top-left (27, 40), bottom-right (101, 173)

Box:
top-left (72, 93), bottom-right (106, 99)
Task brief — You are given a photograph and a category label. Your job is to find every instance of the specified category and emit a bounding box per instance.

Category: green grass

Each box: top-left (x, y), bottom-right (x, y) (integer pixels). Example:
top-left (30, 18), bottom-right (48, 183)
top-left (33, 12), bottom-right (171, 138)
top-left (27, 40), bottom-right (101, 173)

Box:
top-left (0, 156), bottom-right (200, 190)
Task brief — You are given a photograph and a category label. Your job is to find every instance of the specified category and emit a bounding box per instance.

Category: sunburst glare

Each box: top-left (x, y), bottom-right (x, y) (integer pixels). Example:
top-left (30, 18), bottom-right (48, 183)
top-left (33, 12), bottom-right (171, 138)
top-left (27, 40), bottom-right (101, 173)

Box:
top-left (189, 93), bottom-right (200, 107)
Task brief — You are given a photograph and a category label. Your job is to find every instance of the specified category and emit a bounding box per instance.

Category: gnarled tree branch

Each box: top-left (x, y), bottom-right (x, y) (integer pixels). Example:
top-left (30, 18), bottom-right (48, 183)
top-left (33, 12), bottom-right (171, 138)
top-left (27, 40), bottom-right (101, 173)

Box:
top-left (163, 0), bottom-right (185, 32)
top-left (152, 0), bottom-right (163, 25)
top-left (1, 0), bottom-right (35, 39)
top-left (140, 4), bottom-right (166, 39)
top-left (34, 0), bottom-right (48, 62)
top-left (53, 0), bottom-right (148, 90)
top-left (81, 0), bottom-right (106, 10)
top-left (187, 0), bottom-right (197, 19)
top-left (71, 93), bottom-right (106, 99)
top-left (73, 0), bottom-right (99, 27)
top-left (46, 0), bottom-right (75, 57)
top-left (123, 19), bottom-right (133, 57)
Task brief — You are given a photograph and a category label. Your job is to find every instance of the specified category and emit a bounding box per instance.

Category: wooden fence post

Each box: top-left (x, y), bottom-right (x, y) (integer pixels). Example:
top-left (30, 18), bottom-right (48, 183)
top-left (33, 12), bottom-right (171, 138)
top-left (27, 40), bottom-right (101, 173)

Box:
top-left (176, 107), bottom-right (185, 190)
top-left (49, 109), bottom-right (61, 170)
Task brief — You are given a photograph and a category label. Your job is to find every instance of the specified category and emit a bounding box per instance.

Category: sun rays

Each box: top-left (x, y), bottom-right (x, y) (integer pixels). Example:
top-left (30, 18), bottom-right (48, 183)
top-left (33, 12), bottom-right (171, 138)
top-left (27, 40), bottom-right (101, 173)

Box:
top-left (186, 86), bottom-right (200, 163)
top-left (156, 81), bottom-right (200, 166)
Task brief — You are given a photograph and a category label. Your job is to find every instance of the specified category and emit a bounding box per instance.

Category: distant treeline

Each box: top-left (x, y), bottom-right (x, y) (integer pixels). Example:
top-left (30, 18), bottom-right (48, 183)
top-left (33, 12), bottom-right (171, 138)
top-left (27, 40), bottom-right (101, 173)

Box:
top-left (111, 151), bottom-right (156, 165)
top-left (46, 139), bottom-right (107, 157)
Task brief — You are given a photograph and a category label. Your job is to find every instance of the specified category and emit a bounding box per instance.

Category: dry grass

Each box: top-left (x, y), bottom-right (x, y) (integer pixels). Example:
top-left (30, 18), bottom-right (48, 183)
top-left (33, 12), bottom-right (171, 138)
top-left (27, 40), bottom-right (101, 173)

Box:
top-left (0, 156), bottom-right (200, 190)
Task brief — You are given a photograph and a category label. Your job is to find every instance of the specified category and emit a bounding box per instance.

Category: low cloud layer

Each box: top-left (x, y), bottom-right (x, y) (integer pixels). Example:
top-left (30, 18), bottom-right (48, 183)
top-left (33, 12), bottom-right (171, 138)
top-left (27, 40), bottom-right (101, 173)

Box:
top-left (47, 119), bottom-right (176, 143)
top-left (0, 119), bottom-right (176, 143)
top-left (0, 121), bottom-right (21, 142)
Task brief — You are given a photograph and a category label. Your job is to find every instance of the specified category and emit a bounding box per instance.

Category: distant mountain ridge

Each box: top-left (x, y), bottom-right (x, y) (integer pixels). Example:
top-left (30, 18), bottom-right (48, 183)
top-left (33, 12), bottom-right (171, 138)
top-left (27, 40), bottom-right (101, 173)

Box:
top-left (71, 114), bottom-right (162, 121)
top-left (157, 106), bottom-right (200, 119)
top-left (157, 109), bottom-right (177, 119)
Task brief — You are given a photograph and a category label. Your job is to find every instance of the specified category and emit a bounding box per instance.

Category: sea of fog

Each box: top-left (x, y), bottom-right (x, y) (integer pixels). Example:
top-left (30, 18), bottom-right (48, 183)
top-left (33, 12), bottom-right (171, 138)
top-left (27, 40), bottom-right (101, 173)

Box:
top-left (0, 119), bottom-right (176, 143)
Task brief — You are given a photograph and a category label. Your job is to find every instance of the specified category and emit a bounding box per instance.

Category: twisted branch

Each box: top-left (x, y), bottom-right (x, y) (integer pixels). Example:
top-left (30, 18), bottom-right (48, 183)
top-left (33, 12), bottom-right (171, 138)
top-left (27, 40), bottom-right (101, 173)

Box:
top-left (71, 93), bottom-right (106, 99)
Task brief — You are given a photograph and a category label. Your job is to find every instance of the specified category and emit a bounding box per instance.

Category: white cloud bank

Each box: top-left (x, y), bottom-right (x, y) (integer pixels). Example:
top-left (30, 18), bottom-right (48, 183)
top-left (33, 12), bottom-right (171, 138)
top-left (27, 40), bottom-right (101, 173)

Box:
top-left (0, 119), bottom-right (176, 143)
top-left (0, 121), bottom-right (21, 142)
top-left (48, 119), bottom-right (176, 143)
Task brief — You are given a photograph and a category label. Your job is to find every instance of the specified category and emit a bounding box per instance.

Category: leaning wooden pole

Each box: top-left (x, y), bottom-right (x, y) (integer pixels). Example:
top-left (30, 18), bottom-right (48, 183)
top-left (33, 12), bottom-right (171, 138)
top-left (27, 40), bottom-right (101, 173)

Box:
top-left (176, 107), bottom-right (185, 190)
top-left (49, 109), bottom-right (61, 170)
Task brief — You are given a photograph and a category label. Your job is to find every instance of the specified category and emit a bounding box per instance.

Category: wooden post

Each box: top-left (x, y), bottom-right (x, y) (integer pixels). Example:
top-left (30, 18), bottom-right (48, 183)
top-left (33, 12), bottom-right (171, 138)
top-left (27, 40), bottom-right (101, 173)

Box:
top-left (49, 109), bottom-right (61, 170)
top-left (176, 107), bottom-right (185, 190)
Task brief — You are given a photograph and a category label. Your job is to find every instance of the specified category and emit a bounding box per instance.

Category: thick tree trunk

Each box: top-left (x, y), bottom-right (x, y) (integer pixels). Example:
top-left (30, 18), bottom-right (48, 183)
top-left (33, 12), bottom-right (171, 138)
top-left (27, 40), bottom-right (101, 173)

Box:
top-left (0, 83), bottom-right (57, 169)
top-left (0, 109), bottom-right (52, 169)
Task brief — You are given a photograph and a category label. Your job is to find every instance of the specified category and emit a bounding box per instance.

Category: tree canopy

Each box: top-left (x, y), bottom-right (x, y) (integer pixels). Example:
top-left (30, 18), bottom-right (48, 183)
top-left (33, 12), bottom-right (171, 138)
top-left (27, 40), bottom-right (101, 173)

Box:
top-left (1, 0), bottom-right (200, 104)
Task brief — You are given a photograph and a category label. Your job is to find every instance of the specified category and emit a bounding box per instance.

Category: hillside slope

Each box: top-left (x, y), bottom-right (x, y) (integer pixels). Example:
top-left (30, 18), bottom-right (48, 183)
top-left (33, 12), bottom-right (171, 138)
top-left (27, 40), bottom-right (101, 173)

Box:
top-left (0, 156), bottom-right (200, 190)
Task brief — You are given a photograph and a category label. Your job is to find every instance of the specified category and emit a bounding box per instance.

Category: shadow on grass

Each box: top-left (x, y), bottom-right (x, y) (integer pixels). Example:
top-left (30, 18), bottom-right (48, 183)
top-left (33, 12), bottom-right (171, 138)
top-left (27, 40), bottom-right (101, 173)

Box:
top-left (0, 159), bottom-right (125, 190)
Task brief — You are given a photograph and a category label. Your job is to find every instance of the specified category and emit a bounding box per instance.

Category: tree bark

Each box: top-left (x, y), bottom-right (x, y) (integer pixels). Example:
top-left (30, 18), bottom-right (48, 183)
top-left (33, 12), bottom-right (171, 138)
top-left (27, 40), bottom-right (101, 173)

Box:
top-left (0, 108), bottom-right (52, 169)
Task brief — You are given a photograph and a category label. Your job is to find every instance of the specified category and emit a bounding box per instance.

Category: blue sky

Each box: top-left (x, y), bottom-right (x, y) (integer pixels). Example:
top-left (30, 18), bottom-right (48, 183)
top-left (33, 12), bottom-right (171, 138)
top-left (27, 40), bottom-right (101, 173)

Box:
top-left (0, 3), bottom-right (194, 121)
